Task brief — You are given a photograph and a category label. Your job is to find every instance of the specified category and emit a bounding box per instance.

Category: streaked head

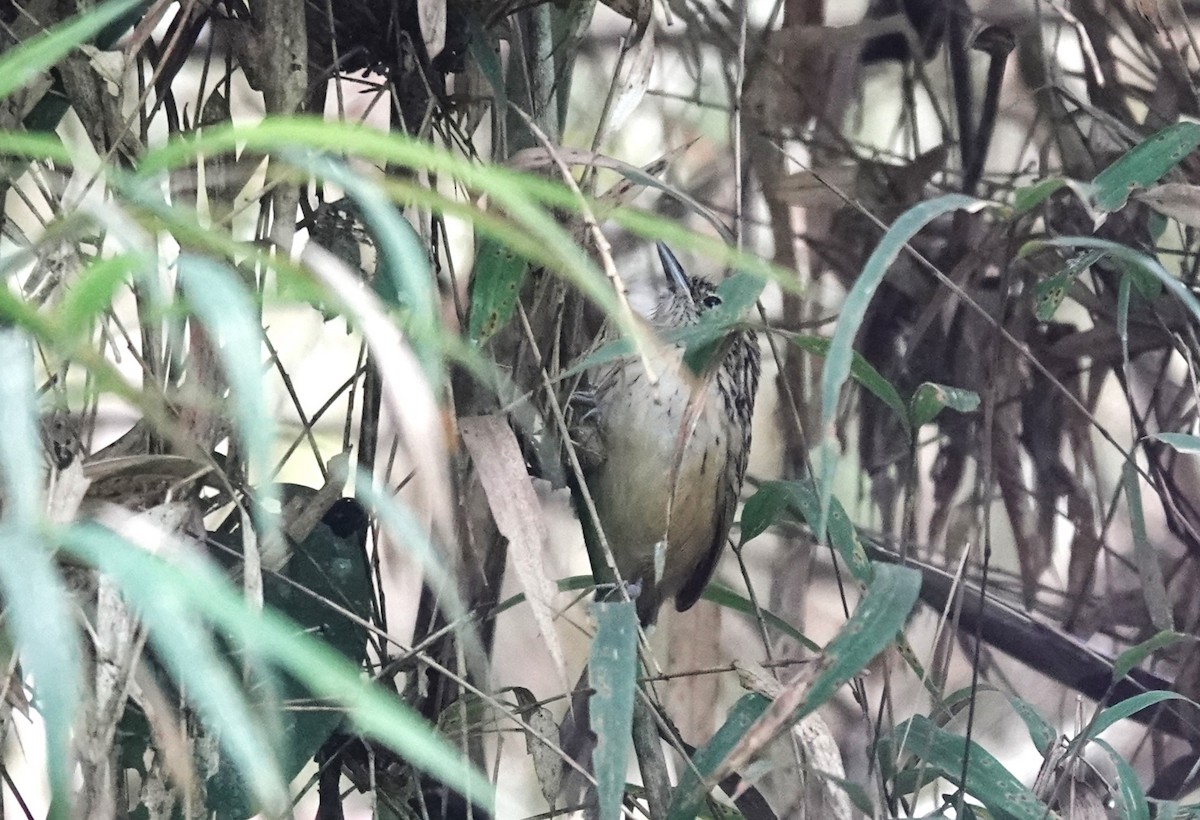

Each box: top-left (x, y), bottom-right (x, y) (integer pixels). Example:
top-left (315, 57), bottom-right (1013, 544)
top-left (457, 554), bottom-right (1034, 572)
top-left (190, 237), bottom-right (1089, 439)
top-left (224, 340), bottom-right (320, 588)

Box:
top-left (651, 242), bottom-right (725, 328)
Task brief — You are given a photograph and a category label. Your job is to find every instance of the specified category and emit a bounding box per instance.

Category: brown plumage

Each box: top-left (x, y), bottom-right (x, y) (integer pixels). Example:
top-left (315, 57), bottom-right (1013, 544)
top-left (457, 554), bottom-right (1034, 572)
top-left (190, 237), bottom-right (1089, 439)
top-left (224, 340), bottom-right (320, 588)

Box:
top-left (584, 242), bottom-right (760, 622)
top-left (557, 244), bottom-right (760, 808)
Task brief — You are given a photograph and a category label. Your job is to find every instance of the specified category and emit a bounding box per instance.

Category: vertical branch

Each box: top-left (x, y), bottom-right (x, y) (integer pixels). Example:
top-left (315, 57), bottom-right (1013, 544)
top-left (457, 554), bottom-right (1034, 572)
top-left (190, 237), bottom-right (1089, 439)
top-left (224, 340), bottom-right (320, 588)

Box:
top-left (248, 0), bottom-right (308, 256)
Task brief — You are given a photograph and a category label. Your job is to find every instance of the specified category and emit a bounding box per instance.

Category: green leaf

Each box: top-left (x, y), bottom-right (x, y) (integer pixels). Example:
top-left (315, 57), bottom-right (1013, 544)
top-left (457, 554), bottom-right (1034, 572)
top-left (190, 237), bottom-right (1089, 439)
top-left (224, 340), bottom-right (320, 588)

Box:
top-left (0, 130), bottom-right (72, 164)
top-left (1118, 271), bottom-right (1133, 365)
top-left (673, 565), bottom-right (920, 817)
top-left (60, 522), bottom-right (501, 815)
top-left (205, 496), bottom-right (373, 817)
top-left (1112, 631), bottom-right (1194, 682)
top-left (739, 479), bottom-right (873, 583)
top-left (1013, 177), bottom-right (1097, 214)
top-left (65, 524), bottom-right (292, 815)
top-left (177, 255), bottom-right (278, 540)
top-left (1032, 249), bottom-right (1104, 321)
top-left (1122, 459), bottom-right (1174, 632)
top-left (1094, 738), bottom-right (1150, 820)
top-left (666, 694), bottom-right (770, 820)
top-left (681, 270), bottom-right (765, 375)
top-left (589, 600), bottom-right (638, 820)
top-left (909, 382), bottom-right (980, 428)
top-left (1005, 694), bottom-right (1057, 756)
top-left (0, 0), bottom-right (142, 101)
top-left (0, 332), bottom-right (81, 819)
top-left (285, 152), bottom-right (442, 384)
top-left (468, 234), bottom-right (530, 343)
top-left (1149, 432), bottom-right (1200, 455)
top-left (800, 563), bottom-right (920, 720)
top-left (817, 194), bottom-right (985, 542)
top-left (788, 335), bottom-right (908, 433)
top-left (139, 119), bottom-right (637, 345)
top-left (1092, 122), bottom-right (1200, 213)
top-left (701, 583), bottom-right (820, 652)
top-left (1078, 690), bottom-right (1200, 744)
top-left (1026, 238), bottom-right (1200, 330)
top-left (55, 253), bottom-right (145, 339)
top-left (881, 716), bottom-right (1053, 819)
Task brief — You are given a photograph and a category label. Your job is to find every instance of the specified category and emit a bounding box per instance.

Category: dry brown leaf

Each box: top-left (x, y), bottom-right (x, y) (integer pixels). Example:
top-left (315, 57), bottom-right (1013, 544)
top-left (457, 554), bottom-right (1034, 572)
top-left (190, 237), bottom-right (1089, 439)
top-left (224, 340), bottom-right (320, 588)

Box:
top-left (764, 165), bottom-right (861, 209)
top-left (80, 575), bottom-right (144, 817)
top-left (602, 16), bottom-right (656, 142)
top-left (283, 451), bottom-right (352, 544)
top-left (46, 459), bottom-right (91, 525)
top-left (734, 661), bottom-right (853, 818)
top-left (1134, 183), bottom-right (1200, 228)
top-left (712, 659), bottom-right (822, 784)
top-left (459, 415), bottom-right (567, 687)
top-left (515, 686), bottom-right (563, 806)
top-left (1131, 0), bottom-right (1165, 29)
top-left (601, 0), bottom-right (651, 34)
top-left (418, 0), bottom-right (447, 61)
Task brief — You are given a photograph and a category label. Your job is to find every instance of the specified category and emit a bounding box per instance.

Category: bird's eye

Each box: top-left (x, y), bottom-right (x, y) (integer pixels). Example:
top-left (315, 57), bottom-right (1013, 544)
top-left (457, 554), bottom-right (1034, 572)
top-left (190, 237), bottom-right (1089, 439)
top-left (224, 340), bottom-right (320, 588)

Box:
top-left (701, 294), bottom-right (723, 309)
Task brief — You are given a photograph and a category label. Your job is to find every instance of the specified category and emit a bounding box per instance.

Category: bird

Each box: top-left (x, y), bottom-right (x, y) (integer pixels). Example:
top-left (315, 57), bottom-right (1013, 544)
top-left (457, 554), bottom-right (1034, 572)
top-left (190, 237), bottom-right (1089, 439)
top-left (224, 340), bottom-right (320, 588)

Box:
top-left (557, 242), bottom-right (761, 807)
top-left (577, 241), bottom-right (761, 623)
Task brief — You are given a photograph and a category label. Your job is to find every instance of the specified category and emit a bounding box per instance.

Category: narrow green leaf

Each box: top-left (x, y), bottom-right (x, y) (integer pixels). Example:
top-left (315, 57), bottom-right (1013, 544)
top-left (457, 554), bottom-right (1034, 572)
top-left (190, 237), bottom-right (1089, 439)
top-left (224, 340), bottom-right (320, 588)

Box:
top-left (701, 583), bottom-right (820, 652)
top-left (817, 194), bottom-right (984, 540)
top-left (1118, 271), bottom-right (1133, 368)
top-left (673, 566), bottom-right (920, 817)
top-left (680, 270), bottom-right (766, 375)
top-left (1094, 738), bottom-right (1150, 820)
top-left (139, 119), bottom-right (634, 340)
top-left (0, 0), bottom-right (142, 101)
top-left (739, 479), bottom-right (873, 583)
top-left (55, 253), bottom-right (144, 340)
top-left (666, 694), bottom-right (770, 820)
top-left (909, 382), bottom-right (980, 428)
top-left (1005, 695), bottom-right (1057, 756)
top-left (284, 152), bottom-right (442, 383)
top-left (1032, 250), bottom-right (1105, 321)
top-left (0, 130), bottom-right (72, 163)
top-left (1113, 631), bottom-right (1193, 682)
top-left (801, 563), bottom-right (920, 719)
top-left (1013, 177), bottom-right (1096, 214)
top-left (589, 600), bottom-right (638, 820)
top-left (177, 255), bottom-right (278, 538)
top-left (1092, 122), bottom-right (1200, 213)
top-left (883, 716), bottom-right (1053, 820)
top-left (0, 331), bottom-right (80, 819)
top-left (1122, 460), bottom-right (1174, 632)
top-left (71, 523), bottom-right (292, 815)
top-left (1028, 238), bottom-right (1200, 334)
top-left (1150, 432), bottom-right (1200, 455)
top-left (468, 234), bottom-right (530, 343)
top-left (1080, 690), bottom-right (1199, 743)
top-left (205, 496), bottom-right (373, 816)
top-left (788, 335), bottom-right (908, 431)
top-left (738, 481), bottom-right (796, 545)
top-left (1151, 800), bottom-right (1189, 819)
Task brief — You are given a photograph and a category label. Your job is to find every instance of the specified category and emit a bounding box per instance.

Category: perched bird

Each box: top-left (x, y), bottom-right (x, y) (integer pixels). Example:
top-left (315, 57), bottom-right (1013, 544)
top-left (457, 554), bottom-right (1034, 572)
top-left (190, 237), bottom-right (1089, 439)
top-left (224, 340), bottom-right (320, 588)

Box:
top-left (557, 243), bottom-right (761, 807)
top-left (578, 241), bottom-right (761, 623)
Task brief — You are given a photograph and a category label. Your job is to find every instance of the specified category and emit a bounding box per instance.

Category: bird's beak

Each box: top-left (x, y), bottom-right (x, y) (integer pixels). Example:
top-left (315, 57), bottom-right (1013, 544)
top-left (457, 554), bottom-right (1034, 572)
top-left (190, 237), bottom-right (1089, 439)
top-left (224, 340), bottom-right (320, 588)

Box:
top-left (656, 242), bottom-right (690, 294)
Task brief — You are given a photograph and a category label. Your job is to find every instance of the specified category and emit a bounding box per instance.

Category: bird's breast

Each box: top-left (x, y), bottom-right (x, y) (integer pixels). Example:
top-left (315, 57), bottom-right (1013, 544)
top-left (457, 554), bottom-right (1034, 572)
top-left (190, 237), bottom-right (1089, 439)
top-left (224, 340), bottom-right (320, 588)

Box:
top-left (590, 355), bottom-right (736, 600)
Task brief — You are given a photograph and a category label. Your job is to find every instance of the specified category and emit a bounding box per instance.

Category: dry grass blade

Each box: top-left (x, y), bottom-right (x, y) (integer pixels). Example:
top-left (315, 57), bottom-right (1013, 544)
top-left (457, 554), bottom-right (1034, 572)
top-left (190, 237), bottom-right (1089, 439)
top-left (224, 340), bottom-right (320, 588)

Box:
top-left (459, 414), bottom-right (567, 687)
